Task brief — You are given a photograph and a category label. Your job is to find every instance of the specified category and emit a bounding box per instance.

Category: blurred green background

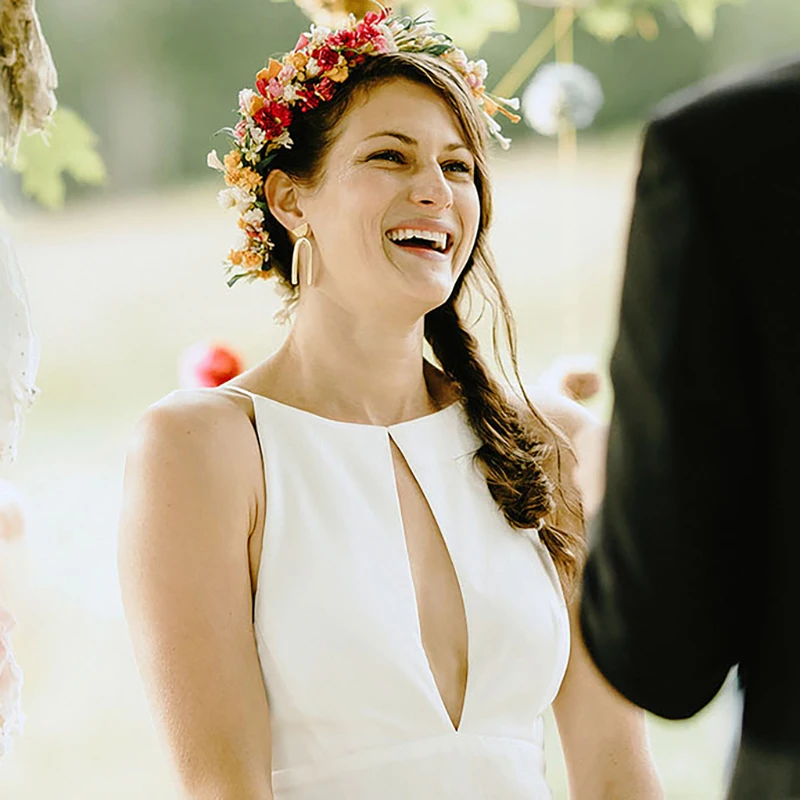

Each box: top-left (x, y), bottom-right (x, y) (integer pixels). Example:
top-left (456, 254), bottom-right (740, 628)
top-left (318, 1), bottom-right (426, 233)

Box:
top-left (0, 0), bottom-right (795, 797)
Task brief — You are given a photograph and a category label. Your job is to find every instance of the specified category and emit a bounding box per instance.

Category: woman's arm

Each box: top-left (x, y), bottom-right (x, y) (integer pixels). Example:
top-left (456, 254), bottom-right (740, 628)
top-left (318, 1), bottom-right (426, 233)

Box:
top-left (532, 389), bottom-right (663, 799)
top-left (118, 391), bottom-right (273, 799)
top-left (553, 603), bottom-right (663, 799)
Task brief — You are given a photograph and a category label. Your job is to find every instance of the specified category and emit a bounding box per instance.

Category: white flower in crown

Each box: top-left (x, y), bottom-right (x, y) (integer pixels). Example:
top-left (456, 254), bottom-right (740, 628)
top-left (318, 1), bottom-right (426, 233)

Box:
top-left (310, 24), bottom-right (331, 47)
top-left (282, 83), bottom-right (300, 103)
top-left (443, 48), bottom-right (469, 71)
top-left (234, 230), bottom-right (250, 251)
top-left (378, 23), bottom-right (398, 53)
top-left (217, 186), bottom-right (254, 212)
top-left (250, 126), bottom-right (267, 147)
top-left (274, 130), bottom-right (293, 150)
top-left (470, 58), bottom-right (488, 84)
top-left (238, 89), bottom-right (257, 113)
top-left (241, 207), bottom-right (265, 227)
top-left (207, 149), bottom-right (225, 172)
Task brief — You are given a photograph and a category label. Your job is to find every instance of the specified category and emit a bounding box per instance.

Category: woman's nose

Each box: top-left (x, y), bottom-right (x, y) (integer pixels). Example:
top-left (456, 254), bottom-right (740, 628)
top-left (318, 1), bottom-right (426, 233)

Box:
top-left (408, 163), bottom-right (453, 210)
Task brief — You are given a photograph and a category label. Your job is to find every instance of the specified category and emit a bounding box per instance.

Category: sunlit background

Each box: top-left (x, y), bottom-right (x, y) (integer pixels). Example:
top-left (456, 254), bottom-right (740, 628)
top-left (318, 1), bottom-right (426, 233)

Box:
top-left (0, 0), bottom-right (797, 797)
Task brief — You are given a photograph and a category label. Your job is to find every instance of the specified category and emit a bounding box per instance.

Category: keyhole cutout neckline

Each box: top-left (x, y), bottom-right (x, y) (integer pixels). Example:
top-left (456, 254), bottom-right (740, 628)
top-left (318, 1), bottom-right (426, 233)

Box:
top-left (388, 433), bottom-right (470, 733)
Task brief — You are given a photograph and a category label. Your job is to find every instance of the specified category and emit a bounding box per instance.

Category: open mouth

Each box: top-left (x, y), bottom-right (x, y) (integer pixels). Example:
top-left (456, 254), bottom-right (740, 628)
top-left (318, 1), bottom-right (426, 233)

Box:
top-left (386, 228), bottom-right (453, 255)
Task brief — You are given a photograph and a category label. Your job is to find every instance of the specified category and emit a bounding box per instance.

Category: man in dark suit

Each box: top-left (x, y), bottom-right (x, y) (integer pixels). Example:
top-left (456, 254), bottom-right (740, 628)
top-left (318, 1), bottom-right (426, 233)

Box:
top-left (579, 56), bottom-right (800, 799)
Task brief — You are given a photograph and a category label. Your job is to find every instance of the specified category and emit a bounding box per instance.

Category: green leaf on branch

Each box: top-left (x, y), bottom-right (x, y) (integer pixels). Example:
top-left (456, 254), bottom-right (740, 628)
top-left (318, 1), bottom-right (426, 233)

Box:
top-left (10, 108), bottom-right (107, 210)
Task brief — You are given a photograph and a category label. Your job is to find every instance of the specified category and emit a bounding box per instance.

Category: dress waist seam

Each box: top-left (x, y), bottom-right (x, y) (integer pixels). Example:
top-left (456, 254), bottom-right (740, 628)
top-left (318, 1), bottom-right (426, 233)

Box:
top-left (271, 731), bottom-right (544, 789)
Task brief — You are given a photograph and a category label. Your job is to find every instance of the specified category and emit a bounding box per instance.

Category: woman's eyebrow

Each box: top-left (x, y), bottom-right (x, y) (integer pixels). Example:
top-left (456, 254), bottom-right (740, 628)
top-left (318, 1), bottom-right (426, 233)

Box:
top-left (362, 131), bottom-right (470, 152)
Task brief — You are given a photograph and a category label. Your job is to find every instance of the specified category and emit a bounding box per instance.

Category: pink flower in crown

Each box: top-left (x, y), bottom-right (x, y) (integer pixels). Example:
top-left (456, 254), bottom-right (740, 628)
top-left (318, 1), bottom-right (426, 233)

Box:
top-left (278, 63), bottom-right (297, 82)
top-left (267, 77), bottom-right (284, 99)
top-left (234, 119), bottom-right (247, 141)
top-left (465, 72), bottom-right (482, 90)
top-left (372, 35), bottom-right (391, 54)
top-left (295, 32), bottom-right (311, 50)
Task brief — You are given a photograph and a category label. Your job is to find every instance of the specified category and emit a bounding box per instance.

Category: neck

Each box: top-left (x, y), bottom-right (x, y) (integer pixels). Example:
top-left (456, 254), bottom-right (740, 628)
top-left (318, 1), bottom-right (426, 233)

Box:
top-left (260, 299), bottom-right (452, 427)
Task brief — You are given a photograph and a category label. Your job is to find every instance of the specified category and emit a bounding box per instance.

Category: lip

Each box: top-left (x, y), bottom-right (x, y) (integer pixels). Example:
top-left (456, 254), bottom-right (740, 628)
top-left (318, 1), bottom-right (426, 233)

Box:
top-left (385, 218), bottom-right (457, 257)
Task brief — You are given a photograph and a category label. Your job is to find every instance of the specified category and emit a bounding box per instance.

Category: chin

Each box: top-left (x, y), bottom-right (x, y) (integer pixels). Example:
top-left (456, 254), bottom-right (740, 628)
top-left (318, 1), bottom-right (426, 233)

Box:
top-left (412, 274), bottom-right (458, 314)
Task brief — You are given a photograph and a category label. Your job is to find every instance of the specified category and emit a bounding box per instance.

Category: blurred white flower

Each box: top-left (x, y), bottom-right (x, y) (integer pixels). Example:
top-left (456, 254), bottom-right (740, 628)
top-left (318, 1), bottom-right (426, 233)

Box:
top-left (522, 62), bottom-right (604, 136)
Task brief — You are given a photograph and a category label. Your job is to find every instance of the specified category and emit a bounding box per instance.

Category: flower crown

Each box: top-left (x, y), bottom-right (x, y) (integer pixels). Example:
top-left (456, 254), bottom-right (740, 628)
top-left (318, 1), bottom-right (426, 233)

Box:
top-left (208, 5), bottom-right (520, 287)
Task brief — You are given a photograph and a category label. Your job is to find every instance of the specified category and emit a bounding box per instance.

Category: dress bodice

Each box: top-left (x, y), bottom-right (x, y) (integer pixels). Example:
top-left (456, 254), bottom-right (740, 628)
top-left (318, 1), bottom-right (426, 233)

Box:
top-left (237, 390), bottom-right (570, 799)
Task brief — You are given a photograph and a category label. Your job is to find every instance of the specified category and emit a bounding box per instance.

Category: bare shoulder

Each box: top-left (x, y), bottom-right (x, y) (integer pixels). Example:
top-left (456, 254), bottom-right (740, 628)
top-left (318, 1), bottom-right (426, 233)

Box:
top-left (131, 387), bottom-right (255, 452)
top-left (123, 388), bottom-right (263, 542)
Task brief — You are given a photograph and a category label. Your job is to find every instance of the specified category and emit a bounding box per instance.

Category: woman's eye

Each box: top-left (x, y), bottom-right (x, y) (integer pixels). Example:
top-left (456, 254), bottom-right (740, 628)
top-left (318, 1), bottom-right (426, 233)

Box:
top-left (442, 160), bottom-right (473, 175)
top-left (368, 150), bottom-right (406, 164)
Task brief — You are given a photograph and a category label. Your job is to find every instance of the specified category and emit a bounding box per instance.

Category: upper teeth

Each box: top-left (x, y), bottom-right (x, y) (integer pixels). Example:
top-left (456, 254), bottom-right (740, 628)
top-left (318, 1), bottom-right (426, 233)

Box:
top-left (387, 228), bottom-right (449, 251)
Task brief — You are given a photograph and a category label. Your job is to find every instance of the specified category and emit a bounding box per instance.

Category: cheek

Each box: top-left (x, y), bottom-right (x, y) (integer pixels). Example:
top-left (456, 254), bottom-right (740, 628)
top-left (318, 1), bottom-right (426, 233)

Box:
top-left (459, 186), bottom-right (481, 244)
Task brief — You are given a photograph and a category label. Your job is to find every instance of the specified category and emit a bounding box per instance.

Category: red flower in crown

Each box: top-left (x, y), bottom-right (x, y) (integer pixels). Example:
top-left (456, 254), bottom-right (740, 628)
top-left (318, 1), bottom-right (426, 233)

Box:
top-left (327, 29), bottom-right (358, 49)
top-left (296, 87), bottom-right (321, 111)
top-left (363, 8), bottom-right (390, 26)
top-left (316, 77), bottom-right (336, 102)
top-left (253, 101), bottom-right (293, 138)
top-left (311, 45), bottom-right (340, 71)
top-left (355, 21), bottom-right (382, 47)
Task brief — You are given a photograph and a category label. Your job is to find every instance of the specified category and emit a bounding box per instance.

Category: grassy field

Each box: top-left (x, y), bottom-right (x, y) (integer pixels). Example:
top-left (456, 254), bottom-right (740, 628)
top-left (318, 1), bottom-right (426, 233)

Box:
top-left (0, 131), bottom-right (738, 798)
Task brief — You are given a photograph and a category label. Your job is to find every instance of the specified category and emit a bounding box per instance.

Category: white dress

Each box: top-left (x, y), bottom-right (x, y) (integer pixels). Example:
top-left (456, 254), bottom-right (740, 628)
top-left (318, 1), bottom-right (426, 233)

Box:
top-left (228, 388), bottom-right (571, 799)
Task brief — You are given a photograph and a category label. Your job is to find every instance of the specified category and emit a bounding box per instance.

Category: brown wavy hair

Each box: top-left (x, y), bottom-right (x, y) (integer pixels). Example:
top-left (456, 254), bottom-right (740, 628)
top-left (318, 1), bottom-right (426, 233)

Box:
top-left (256, 53), bottom-right (585, 591)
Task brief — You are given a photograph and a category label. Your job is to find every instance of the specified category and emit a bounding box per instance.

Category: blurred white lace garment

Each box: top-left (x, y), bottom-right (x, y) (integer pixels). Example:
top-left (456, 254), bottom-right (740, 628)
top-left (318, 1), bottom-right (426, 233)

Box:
top-left (0, 225), bottom-right (39, 469)
top-left (0, 601), bottom-right (22, 756)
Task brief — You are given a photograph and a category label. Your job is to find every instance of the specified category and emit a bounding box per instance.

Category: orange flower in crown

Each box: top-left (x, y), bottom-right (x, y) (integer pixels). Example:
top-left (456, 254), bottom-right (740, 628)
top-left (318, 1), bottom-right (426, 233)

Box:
top-left (207, 5), bottom-right (520, 287)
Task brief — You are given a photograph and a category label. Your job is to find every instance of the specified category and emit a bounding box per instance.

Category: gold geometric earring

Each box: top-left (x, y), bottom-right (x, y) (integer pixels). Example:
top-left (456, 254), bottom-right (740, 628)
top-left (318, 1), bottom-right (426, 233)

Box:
top-left (290, 222), bottom-right (313, 287)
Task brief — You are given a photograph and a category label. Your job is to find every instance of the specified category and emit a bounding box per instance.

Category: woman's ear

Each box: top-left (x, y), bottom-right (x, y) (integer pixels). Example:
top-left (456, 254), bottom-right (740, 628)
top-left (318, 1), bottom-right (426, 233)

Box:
top-left (264, 171), bottom-right (306, 234)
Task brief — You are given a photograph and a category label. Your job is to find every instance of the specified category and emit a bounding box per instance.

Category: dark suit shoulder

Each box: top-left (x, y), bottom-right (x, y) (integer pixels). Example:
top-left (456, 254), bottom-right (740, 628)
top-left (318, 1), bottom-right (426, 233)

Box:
top-left (648, 54), bottom-right (800, 148)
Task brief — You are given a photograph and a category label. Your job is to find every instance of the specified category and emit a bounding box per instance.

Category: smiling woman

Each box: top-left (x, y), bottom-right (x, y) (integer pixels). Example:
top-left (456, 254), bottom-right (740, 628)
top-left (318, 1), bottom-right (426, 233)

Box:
top-left (117, 9), bottom-right (662, 800)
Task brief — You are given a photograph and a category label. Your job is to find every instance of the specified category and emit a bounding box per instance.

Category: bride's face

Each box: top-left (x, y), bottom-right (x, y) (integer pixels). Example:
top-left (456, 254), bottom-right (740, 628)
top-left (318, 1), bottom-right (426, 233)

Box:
top-left (296, 77), bottom-right (481, 320)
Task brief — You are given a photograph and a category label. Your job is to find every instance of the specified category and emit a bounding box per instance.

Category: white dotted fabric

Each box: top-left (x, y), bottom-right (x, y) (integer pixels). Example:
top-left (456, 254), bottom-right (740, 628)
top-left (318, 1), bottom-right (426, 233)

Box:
top-left (0, 226), bottom-right (39, 469)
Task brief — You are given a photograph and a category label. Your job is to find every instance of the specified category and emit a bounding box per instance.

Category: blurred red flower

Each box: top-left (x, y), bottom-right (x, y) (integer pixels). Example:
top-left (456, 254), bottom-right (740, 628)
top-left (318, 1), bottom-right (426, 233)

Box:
top-left (179, 343), bottom-right (244, 389)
